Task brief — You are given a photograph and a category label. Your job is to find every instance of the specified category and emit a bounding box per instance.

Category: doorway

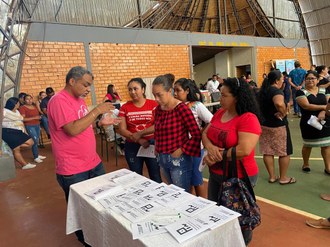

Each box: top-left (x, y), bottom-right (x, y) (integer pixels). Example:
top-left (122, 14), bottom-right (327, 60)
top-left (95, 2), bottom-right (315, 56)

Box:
top-left (236, 65), bottom-right (251, 78)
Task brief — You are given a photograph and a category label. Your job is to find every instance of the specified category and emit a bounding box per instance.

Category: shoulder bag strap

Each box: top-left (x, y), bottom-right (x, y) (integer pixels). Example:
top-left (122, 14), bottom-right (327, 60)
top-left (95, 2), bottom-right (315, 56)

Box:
top-left (231, 147), bottom-right (257, 201)
top-left (217, 149), bottom-right (228, 205)
top-left (221, 149), bottom-right (228, 180)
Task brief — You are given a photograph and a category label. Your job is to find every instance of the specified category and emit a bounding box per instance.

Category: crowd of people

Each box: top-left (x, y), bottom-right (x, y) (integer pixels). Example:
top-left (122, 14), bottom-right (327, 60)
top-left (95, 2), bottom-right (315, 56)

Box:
top-left (2, 63), bottom-right (330, 245)
top-left (1, 87), bottom-right (55, 169)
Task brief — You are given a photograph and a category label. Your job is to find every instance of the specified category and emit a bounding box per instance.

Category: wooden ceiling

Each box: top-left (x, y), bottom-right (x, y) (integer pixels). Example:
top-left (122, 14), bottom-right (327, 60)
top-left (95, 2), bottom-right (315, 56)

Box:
top-left (128, 0), bottom-right (282, 38)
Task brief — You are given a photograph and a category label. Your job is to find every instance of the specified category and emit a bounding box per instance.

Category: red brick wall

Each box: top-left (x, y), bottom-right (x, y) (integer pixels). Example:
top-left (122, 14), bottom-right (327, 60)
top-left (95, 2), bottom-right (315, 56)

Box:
top-left (256, 47), bottom-right (311, 86)
top-left (20, 42), bottom-right (190, 105)
top-left (89, 43), bottom-right (190, 103)
top-left (20, 41), bottom-right (88, 102)
top-left (21, 42), bottom-right (311, 100)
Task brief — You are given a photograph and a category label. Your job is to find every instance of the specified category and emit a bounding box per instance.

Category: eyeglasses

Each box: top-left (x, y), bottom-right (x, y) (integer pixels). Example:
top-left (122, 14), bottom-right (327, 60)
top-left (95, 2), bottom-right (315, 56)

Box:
top-left (306, 77), bottom-right (317, 81)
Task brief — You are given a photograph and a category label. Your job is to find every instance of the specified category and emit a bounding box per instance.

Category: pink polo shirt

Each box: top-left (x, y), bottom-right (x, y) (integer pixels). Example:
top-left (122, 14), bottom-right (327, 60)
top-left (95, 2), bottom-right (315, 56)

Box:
top-left (48, 89), bottom-right (101, 175)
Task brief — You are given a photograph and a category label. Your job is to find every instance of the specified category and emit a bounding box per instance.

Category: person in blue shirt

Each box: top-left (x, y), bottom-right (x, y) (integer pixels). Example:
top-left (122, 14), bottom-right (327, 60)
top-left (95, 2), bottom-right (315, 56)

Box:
top-left (282, 71), bottom-right (291, 113)
top-left (288, 61), bottom-right (306, 117)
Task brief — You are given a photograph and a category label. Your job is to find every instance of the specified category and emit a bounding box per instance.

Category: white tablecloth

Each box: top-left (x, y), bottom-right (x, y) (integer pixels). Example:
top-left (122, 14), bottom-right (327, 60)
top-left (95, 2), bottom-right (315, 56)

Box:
top-left (67, 172), bottom-right (245, 247)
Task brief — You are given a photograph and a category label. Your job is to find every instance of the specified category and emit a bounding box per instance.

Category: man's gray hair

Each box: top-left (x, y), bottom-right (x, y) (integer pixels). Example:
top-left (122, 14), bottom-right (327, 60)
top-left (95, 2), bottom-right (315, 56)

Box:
top-left (65, 66), bottom-right (94, 84)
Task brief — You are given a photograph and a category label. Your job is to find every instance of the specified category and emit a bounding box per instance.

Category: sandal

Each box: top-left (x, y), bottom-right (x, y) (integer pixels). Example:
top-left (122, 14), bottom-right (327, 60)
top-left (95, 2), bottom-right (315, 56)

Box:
top-left (279, 177), bottom-right (296, 185)
top-left (268, 176), bottom-right (279, 183)
top-left (302, 166), bottom-right (311, 173)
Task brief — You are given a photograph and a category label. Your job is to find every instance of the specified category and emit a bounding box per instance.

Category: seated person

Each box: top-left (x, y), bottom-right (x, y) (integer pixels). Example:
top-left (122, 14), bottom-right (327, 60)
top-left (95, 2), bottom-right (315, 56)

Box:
top-left (2, 97), bottom-right (36, 169)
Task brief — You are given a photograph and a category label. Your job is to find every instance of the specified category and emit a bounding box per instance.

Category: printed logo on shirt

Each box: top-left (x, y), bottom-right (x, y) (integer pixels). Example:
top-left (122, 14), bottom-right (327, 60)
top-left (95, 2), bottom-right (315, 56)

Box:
top-left (78, 105), bottom-right (89, 119)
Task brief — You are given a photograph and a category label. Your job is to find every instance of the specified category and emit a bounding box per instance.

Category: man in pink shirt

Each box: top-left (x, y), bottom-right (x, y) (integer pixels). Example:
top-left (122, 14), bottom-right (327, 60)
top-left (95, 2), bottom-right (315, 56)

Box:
top-left (48, 66), bottom-right (116, 246)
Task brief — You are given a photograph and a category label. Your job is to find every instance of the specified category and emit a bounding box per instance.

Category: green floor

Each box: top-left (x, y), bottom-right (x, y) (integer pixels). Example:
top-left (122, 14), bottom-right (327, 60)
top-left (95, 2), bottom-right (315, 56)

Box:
top-left (203, 115), bottom-right (330, 218)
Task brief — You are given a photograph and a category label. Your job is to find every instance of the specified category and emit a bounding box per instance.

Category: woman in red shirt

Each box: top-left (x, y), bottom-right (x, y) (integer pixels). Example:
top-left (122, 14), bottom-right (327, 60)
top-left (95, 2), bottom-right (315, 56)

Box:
top-left (19, 94), bottom-right (46, 163)
top-left (152, 75), bottom-right (201, 192)
top-left (117, 78), bottom-right (161, 182)
top-left (202, 78), bottom-right (262, 246)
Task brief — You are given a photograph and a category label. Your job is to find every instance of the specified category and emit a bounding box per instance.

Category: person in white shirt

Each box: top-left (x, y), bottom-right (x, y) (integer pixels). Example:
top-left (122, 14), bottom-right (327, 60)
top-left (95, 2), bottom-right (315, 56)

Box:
top-left (2, 97), bottom-right (35, 169)
top-left (206, 75), bottom-right (220, 93)
top-left (174, 78), bottom-right (213, 197)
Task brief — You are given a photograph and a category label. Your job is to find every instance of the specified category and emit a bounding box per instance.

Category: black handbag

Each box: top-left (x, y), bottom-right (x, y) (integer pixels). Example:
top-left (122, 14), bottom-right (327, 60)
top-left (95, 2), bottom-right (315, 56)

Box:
top-left (217, 147), bottom-right (261, 231)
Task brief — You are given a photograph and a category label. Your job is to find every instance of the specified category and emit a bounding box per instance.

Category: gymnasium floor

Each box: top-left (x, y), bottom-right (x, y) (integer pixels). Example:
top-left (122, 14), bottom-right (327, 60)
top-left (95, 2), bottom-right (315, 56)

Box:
top-left (1, 115), bottom-right (329, 246)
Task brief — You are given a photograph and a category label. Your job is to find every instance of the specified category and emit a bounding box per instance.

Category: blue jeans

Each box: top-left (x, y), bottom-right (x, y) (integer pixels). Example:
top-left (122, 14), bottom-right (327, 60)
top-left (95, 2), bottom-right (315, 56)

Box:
top-left (40, 115), bottom-right (50, 135)
top-left (291, 87), bottom-right (300, 114)
top-left (157, 153), bottom-right (193, 192)
top-left (56, 162), bottom-right (106, 202)
top-left (25, 125), bottom-right (40, 159)
top-left (124, 141), bottom-right (162, 183)
top-left (191, 149), bottom-right (204, 186)
top-left (56, 162), bottom-right (105, 246)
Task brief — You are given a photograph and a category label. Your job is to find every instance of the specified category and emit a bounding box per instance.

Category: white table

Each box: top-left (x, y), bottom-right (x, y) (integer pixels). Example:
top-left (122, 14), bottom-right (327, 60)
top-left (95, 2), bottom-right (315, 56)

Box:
top-left (67, 172), bottom-right (245, 247)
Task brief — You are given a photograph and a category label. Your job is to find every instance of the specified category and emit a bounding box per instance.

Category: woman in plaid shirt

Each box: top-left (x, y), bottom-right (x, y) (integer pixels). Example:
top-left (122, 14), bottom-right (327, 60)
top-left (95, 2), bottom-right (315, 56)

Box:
top-left (152, 75), bottom-right (201, 192)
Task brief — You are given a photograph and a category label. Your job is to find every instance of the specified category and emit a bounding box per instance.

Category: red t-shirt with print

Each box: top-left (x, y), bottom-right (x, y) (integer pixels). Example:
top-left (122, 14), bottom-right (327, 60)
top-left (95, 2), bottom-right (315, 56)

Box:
top-left (119, 99), bottom-right (158, 142)
top-left (206, 108), bottom-right (261, 177)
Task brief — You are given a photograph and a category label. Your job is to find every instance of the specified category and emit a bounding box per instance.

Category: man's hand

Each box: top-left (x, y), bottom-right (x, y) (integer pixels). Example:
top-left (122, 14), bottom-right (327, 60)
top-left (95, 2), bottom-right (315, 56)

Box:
top-left (96, 102), bottom-right (115, 115)
top-left (99, 115), bottom-right (122, 126)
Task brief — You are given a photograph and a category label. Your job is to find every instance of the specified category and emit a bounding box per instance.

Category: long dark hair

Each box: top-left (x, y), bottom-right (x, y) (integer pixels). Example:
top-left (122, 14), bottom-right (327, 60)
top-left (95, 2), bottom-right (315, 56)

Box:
top-left (174, 78), bottom-right (202, 102)
top-left (258, 70), bottom-right (282, 118)
top-left (106, 84), bottom-right (119, 102)
top-left (224, 77), bottom-right (261, 121)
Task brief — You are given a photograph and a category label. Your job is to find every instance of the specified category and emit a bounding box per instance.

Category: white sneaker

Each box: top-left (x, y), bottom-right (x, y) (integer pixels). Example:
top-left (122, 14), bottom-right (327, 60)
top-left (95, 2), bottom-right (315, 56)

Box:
top-left (22, 163), bottom-right (36, 170)
top-left (34, 158), bottom-right (43, 163)
top-left (38, 155), bottom-right (46, 159)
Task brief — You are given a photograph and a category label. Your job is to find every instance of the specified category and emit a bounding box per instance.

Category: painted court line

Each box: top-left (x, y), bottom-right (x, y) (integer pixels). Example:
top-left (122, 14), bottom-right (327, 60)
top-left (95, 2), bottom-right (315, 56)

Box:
top-left (255, 156), bottom-right (324, 161)
top-left (202, 178), bottom-right (322, 219)
top-left (256, 196), bottom-right (321, 219)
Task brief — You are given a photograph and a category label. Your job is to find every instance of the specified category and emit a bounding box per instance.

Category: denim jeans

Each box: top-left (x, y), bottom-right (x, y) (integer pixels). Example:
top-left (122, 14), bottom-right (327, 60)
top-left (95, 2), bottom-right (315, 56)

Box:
top-left (191, 149), bottom-right (204, 186)
top-left (157, 153), bottom-right (193, 192)
top-left (56, 162), bottom-right (105, 246)
top-left (56, 162), bottom-right (106, 202)
top-left (40, 115), bottom-right (50, 135)
top-left (25, 124), bottom-right (40, 159)
top-left (291, 87), bottom-right (300, 114)
top-left (124, 140), bottom-right (162, 183)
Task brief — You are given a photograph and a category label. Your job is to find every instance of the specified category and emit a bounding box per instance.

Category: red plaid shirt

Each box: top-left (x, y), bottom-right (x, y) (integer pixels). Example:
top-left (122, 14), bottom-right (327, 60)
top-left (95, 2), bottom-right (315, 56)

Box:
top-left (154, 102), bottom-right (201, 157)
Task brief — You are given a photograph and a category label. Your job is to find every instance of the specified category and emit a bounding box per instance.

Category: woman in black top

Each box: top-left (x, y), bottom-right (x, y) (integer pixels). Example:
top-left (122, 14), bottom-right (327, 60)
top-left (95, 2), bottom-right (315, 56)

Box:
top-left (296, 70), bottom-right (330, 174)
top-left (258, 70), bottom-right (295, 185)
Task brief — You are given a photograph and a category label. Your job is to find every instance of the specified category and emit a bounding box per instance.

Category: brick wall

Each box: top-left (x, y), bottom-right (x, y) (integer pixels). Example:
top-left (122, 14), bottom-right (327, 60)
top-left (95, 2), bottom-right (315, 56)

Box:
top-left (89, 43), bottom-right (190, 103)
top-left (20, 42), bottom-right (311, 100)
top-left (256, 47), bottom-right (311, 86)
top-left (20, 41), bottom-right (87, 102)
top-left (20, 42), bottom-right (190, 104)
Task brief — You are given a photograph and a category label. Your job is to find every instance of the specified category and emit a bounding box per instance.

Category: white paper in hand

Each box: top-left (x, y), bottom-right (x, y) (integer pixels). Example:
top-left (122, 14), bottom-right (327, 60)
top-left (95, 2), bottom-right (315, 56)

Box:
top-left (198, 150), bottom-right (208, 172)
top-left (137, 145), bottom-right (156, 158)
